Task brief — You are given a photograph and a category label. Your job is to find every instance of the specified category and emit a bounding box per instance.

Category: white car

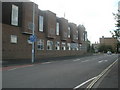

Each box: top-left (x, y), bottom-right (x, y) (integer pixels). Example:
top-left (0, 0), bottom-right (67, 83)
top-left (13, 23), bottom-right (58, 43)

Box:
top-left (107, 51), bottom-right (112, 55)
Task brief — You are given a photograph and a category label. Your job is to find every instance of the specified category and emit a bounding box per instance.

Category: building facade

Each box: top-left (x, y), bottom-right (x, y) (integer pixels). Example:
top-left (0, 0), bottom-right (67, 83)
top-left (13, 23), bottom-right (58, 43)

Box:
top-left (2, 2), bottom-right (88, 62)
top-left (100, 36), bottom-right (117, 52)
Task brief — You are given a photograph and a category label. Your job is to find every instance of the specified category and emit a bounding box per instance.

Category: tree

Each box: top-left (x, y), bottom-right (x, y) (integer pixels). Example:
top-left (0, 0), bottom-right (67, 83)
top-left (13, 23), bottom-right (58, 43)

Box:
top-left (86, 39), bottom-right (91, 52)
top-left (110, 13), bottom-right (120, 39)
top-left (98, 45), bottom-right (113, 53)
top-left (86, 40), bottom-right (95, 53)
top-left (110, 13), bottom-right (120, 53)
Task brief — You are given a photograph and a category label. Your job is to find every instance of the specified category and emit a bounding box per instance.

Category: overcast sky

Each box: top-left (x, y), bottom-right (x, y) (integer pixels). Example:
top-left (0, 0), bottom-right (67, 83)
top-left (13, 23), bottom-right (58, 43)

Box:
top-left (31, 0), bottom-right (119, 43)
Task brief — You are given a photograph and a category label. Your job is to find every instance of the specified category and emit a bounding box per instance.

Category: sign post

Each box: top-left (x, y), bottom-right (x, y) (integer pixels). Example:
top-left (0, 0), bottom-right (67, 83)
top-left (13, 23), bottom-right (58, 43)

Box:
top-left (32, 3), bottom-right (35, 63)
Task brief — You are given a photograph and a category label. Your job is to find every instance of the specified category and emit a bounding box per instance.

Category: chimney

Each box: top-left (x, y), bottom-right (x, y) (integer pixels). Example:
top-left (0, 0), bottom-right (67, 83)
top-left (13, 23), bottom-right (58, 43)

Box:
top-left (102, 36), bottom-right (104, 38)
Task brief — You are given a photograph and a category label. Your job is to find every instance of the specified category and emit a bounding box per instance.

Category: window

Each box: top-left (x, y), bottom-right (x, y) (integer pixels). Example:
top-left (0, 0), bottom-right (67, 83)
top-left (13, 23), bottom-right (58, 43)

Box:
top-left (56, 22), bottom-right (59, 35)
top-left (28, 22), bottom-right (34, 30)
top-left (11, 4), bottom-right (18, 26)
top-left (79, 44), bottom-right (82, 50)
top-left (73, 30), bottom-right (78, 40)
top-left (76, 44), bottom-right (79, 50)
top-left (47, 40), bottom-right (53, 50)
top-left (83, 32), bottom-right (85, 41)
top-left (61, 42), bottom-right (66, 50)
top-left (68, 27), bottom-right (70, 38)
top-left (85, 32), bottom-right (87, 41)
top-left (71, 43), bottom-right (78, 50)
top-left (55, 41), bottom-right (60, 50)
top-left (76, 30), bottom-right (78, 40)
top-left (67, 43), bottom-right (71, 50)
top-left (71, 43), bottom-right (75, 50)
top-left (37, 39), bottom-right (44, 50)
top-left (39, 16), bottom-right (44, 32)
top-left (11, 35), bottom-right (17, 43)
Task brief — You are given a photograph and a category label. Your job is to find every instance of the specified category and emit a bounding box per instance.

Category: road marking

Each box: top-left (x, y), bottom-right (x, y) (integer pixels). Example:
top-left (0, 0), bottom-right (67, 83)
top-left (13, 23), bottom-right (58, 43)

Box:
top-left (73, 59), bottom-right (80, 62)
top-left (98, 60), bottom-right (108, 63)
top-left (98, 60), bottom-right (103, 63)
top-left (73, 76), bottom-right (97, 89)
top-left (104, 60), bottom-right (108, 62)
top-left (86, 59), bottom-right (118, 89)
top-left (74, 59), bottom-right (118, 89)
top-left (8, 68), bottom-right (17, 71)
top-left (41, 62), bottom-right (51, 64)
top-left (81, 60), bottom-right (89, 62)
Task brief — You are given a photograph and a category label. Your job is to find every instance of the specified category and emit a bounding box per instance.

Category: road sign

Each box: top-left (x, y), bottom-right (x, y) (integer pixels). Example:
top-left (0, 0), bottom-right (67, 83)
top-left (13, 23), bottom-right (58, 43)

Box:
top-left (29, 35), bottom-right (37, 42)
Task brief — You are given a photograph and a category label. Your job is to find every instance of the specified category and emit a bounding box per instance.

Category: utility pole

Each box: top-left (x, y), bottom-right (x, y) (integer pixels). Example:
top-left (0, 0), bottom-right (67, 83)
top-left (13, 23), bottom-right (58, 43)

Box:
top-left (32, 3), bottom-right (35, 63)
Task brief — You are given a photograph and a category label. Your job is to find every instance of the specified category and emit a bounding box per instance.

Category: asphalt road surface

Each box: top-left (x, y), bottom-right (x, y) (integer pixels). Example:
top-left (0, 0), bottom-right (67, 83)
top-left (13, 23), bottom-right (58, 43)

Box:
top-left (2, 54), bottom-right (118, 88)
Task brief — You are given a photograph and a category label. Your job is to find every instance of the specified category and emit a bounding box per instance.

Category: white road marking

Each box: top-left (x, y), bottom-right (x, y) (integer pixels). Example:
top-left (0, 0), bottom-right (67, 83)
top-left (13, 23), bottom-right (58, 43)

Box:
top-left (98, 60), bottom-right (103, 63)
top-left (74, 59), bottom-right (118, 89)
top-left (87, 59), bottom-right (118, 89)
top-left (98, 60), bottom-right (108, 63)
top-left (41, 62), bottom-right (51, 64)
top-left (104, 60), bottom-right (108, 62)
top-left (81, 60), bottom-right (89, 62)
top-left (73, 76), bottom-right (97, 89)
top-left (8, 68), bottom-right (17, 71)
top-left (73, 59), bottom-right (80, 62)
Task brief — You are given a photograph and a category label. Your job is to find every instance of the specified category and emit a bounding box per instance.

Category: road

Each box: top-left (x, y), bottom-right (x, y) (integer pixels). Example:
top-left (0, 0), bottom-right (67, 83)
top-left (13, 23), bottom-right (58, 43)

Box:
top-left (2, 54), bottom-right (118, 88)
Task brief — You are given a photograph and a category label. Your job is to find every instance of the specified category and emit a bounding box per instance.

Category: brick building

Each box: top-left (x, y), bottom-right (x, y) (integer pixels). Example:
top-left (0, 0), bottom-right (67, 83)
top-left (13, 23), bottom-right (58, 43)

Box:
top-left (2, 2), bottom-right (88, 62)
top-left (99, 36), bottom-right (117, 52)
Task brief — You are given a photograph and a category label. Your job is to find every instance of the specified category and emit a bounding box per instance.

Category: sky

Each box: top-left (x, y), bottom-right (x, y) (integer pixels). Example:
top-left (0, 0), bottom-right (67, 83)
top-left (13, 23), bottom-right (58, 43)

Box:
top-left (31, 0), bottom-right (119, 43)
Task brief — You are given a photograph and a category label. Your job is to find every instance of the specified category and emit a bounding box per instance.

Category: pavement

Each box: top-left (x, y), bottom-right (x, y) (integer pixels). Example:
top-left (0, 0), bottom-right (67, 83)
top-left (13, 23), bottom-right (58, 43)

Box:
top-left (97, 62), bottom-right (118, 88)
top-left (1, 54), bottom-right (119, 89)
top-left (2, 53), bottom-right (93, 67)
top-left (99, 54), bottom-right (119, 88)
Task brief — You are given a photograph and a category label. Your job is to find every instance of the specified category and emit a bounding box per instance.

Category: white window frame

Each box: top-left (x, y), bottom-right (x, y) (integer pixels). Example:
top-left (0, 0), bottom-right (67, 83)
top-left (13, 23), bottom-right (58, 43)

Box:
top-left (76, 43), bottom-right (79, 50)
top-left (79, 44), bottom-right (82, 50)
top-left (47, 40), bottom-right (53, 50)
top-left (85, 33), bottom-right (87, 41)
top-left (11, 4), bottom-right (18, 26)
top-left (67, 43), bottom-right (71, 50)
top-left (61, 42), bottom-right (66, 50)
top-left (39, 16), bottom-right (44, 32)
top-left (37, 39), bottom-right (44, 50)
top-left (68, 27), bottom-right (70, 38)
top-left (56, 22), bottom-right (59, 35)
top-left (11, 35), bottom-right (17, 44)
top-left (55, 41), bottom-right (60, 50)
top-left (76, 30), bottom-right (78, 40)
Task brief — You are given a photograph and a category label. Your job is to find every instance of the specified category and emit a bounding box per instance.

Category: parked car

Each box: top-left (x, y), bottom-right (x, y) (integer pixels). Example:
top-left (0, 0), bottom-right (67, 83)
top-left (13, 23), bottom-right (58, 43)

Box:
top-left (107, 51), bottom-right (112, 55)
